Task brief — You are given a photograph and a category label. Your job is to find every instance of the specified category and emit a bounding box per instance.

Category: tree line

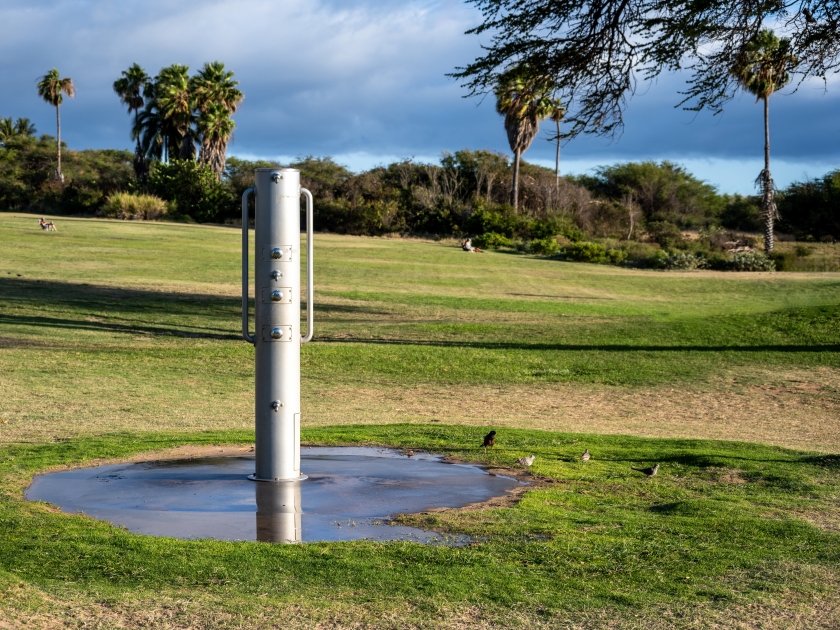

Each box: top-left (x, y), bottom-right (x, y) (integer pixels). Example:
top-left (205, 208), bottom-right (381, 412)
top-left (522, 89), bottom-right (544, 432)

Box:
top-left (1, 130), bottom-right (837, 248)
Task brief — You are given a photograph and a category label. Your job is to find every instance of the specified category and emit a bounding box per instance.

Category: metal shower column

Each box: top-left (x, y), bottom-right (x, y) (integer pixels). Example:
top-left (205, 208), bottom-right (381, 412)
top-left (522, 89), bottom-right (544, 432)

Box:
top-left (242, 168), bottom-right (313, 481)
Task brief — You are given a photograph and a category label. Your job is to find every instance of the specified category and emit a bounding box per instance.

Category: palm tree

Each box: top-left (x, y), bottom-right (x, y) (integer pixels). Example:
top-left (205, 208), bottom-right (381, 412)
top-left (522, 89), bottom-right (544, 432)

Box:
top-left (0, 118), bottom-right (14, 142)
top-left (190, 61), bottom-right (243, 114)
top-left (731, 29), bottom-right (797, 252)
top-left (548, 100), bottom-right (566, 189)
top-left (495, 70), bottom-right (554, 210)
top-left (37, 69), bottom-right (75, 182)
top-left (0, 118), bottom-right (36, 142)
top-left (196, 102), bottom-right (236, 180)
top-left (156, 64), bottom-right (196, 160)
top-left (14, 118), bottom-right (37, 137)
top-left (191, 62), bottom-right (243, 179)
top-left (113, 63), bottom-right (150, 180)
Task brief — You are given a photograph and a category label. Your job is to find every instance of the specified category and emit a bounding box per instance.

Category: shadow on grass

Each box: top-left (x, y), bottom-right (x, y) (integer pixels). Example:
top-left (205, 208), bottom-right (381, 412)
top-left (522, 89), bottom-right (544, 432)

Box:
top-left (316, 335), bottom-right (840, 353)
top-left (0, 277), bottom-right (239, 339)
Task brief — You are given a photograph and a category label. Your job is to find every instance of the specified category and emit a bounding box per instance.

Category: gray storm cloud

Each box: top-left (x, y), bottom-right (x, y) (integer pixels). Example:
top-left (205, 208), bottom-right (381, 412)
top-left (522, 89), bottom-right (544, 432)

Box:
top-left (1, 0), bottom-right (837, 192)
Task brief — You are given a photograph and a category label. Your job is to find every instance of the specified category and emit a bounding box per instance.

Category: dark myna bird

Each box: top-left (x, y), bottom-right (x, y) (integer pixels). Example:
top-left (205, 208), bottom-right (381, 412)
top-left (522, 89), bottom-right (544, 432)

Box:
top-left (483, 430), bottom-right (496, 454)
top-left (632, 463), bottom-right (660, 477)
top-left (804, 6), bottom-right (816, 23)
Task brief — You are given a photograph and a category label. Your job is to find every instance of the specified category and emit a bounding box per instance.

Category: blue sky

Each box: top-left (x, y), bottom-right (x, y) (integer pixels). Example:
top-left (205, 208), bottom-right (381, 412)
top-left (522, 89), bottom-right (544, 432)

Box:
top-left (1, 0), bottom-right (838, 194)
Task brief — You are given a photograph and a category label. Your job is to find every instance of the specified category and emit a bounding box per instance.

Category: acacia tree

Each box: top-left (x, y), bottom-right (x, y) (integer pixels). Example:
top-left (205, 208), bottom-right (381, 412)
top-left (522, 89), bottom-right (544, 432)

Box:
top-left (453, 0), bottom-right (832, 138)
top-left (36, 69), bottom-right (75, 182)
top-left (731, 29), bottom-right (796, 253)
top-left (113, 63), bottom-right (150, 181)
top-left (495, 70), bottom-right (554, 210)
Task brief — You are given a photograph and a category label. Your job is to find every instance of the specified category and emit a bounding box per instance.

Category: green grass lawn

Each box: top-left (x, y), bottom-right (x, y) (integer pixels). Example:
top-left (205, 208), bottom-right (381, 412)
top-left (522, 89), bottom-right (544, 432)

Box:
top-left (1, 213), bottom-right (839, 627)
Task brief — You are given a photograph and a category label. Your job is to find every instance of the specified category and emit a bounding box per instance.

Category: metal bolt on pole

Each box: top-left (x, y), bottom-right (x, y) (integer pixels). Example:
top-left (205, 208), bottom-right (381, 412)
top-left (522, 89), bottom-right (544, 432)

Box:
top-left (242, 168), bottom-right (313, 482)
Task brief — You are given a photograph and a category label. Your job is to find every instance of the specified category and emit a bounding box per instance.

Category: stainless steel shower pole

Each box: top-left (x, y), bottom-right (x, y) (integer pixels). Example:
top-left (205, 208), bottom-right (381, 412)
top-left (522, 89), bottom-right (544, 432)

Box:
top-left (242, 168), bottom-right (313, 481)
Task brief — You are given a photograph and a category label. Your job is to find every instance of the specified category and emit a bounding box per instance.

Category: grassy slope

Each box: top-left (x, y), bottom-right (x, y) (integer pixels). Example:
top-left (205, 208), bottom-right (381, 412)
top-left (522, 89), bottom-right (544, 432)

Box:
top-left (1, 213), bottom-right (838, 449)
top-left (0, 213), bottom-right (839, 627)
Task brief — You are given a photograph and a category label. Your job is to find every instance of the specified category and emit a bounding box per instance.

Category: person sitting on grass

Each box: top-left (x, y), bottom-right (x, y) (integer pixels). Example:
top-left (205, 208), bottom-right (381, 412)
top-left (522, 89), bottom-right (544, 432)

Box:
top-left (38, 218), bottom-right (57, 232)
top-left (461, 237), bottom-right (483, 253)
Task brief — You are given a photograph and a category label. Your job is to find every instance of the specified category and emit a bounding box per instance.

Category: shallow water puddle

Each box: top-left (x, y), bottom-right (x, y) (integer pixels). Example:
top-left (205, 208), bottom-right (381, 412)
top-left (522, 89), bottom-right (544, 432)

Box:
top-left (26, 447), bottom-right (521, 543)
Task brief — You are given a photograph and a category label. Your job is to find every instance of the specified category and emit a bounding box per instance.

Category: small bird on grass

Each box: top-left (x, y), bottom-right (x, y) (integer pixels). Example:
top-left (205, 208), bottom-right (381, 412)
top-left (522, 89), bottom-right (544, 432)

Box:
top-left (517, 455), bottom-right (535, 468)
top-left (581, 449), bottom-right (590, 462)
top-left (483, 430), bottom-right (496, 454)
top-left (632, 464), bottom-right (660, 477)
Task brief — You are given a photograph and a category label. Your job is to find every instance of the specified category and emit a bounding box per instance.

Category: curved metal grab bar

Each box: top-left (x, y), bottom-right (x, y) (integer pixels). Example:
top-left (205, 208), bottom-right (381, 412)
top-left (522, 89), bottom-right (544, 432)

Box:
top-left (301, 187), bottom-right (314, 344)
top-left (241, 186), bottom-right (255, 344)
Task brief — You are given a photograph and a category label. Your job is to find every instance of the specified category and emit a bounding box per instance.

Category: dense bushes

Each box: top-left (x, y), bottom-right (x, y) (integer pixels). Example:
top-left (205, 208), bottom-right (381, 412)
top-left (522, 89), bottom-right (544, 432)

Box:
top-left (560, 241), bottom-right (625, 264)
top-left (0, 135), bottom-right (133, 213)
top-left (778, 170), bottom-right (840, 241)
top-left (148, 160), bottom-right (233, 222)
top-left (2, 134), bottom-right (836, 273)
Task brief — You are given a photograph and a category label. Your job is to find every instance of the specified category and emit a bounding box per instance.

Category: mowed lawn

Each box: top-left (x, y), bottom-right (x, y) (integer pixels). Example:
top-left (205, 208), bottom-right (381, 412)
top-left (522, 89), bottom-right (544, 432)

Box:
top-left (1, 213), bottom-right (838, 450)
top-left (0, 213), bottom-right (839, 628)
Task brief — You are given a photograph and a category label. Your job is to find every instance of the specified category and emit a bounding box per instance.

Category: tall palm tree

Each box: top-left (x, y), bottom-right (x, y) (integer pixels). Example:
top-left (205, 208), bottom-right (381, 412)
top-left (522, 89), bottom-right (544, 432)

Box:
top-left (156, 64), bottom-right (196, 160)
top-left (495, 70), bottom-right (554, 210)
top-left (113, 63), bottom-right (150, 180)
top-left (197, 102), bottom-right (236, 180)
top-left (549, 100), bottom-right (566, 189)
top-left (37, 69), bottom-right (75, 182)
top-left (191, 62), bottom-right (243, 179)
top-left (731, 29), bottom-right (797, 252)
top-left (190, 61), bottom-right (243, 114)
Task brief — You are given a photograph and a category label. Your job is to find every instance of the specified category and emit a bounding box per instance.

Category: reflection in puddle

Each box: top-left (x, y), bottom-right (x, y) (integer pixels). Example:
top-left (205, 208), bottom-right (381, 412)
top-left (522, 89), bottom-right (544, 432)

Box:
top-left (26, 447), bottom-right (521, 544)
top-left (255, 480), bottom-right (302, 543)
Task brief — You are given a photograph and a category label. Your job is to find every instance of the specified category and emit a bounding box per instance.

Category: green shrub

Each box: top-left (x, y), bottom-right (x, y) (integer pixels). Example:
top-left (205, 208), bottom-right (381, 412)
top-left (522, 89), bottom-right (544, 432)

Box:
top-left (562, 241), bottom-right (608, 263)
top-left (705, 252), bottom-right (731, 270)
top-left (767, 251), bottom-right (795, 271)
top-left (464, 206), bottom-right (519, 237)
top-left (473, 232), bottom-right (512, 249)
top-left (653, 251), bottom-right (706, 271)
top-left (561, 241), bottom-right (625, 264)
top-left (794, 244), bottom-right (813, 257)
top-left (101, 192), bottom-right (168, 220)
top-left (149, 159), bottom-right (233, 223)
top-left (527, 237), bottom-right (560, 256)
top-left (729, 250), bottom-right (775, 272)
top-left (645, 221), bottom-right (685, 249)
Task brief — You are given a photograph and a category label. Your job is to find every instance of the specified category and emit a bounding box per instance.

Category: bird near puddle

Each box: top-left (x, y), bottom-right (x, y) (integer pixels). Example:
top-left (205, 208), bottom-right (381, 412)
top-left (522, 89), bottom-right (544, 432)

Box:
top-left (517, 455), bottom-right (535, 468)
top-left (483, 430), bottom-right (496, 454)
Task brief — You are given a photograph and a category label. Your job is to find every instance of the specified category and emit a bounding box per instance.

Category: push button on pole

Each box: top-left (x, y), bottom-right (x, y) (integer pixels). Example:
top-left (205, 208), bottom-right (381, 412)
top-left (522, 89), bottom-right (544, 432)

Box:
top-left (271, 290), bottom-right (283, 302)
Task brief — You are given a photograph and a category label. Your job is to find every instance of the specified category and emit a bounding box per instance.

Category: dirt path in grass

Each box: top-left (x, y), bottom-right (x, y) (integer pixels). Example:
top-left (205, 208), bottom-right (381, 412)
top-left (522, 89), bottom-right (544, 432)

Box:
top-left (2, 367), bottom-right (837, 452)
top-left (305, 367), bottom-right (840, 453)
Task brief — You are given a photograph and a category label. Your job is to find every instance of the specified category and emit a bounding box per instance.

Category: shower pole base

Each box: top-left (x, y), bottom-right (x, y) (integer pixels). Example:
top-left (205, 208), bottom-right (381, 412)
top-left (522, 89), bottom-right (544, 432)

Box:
top-left (248, 474), bottom-right (309, 482)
